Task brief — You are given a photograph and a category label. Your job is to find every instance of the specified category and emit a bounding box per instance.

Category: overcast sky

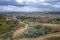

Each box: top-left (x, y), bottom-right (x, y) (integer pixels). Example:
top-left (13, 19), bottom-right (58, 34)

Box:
top-left (0, 0), bottom-right (60, 12)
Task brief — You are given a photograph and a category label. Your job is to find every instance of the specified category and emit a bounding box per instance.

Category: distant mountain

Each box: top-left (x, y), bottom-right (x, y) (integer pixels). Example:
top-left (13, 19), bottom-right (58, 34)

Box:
top-left (46, 11), bottom-right (60, 14)
top-left (0, 11), bottom-right (60, 14)
top-left (0, 12), bottom-right (45, 14)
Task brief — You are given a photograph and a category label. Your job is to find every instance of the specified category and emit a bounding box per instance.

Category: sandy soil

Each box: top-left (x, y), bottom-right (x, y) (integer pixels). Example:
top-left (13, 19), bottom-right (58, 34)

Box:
top-left (20, 32), bottom-right (60, 40)
top-left (13, 21), bottom-right (29, 38)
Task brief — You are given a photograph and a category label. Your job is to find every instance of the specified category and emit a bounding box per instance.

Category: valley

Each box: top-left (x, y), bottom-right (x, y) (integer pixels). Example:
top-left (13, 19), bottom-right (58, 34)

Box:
top-left (0, 12), bottom-right (60, 40)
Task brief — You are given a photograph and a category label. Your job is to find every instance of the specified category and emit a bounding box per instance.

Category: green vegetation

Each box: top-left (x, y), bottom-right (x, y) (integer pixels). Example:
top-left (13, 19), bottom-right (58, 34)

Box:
top-left (0, 15), bottom-right (9, 34)
top-left (16, 25), bottom-right (60, 38)
top-left (0, 15), bottom-right (24, 35)
top-left (0, 14), bottom-right (60, 40)
top-left (0, 22), bottom-right (9, 34)
top-left (16, 16), bottom-right (60, 24)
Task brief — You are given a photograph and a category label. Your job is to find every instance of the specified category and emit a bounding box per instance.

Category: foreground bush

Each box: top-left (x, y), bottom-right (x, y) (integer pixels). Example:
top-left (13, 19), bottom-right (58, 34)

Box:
top-left (17, 26), bottom-right (53, 38)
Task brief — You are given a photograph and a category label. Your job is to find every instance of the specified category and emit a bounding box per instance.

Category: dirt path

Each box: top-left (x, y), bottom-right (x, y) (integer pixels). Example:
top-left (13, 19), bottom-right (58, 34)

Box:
top-left (13, 21), bottom-right (29, 38)
top-left (19, 32), bottom-right (60, 40)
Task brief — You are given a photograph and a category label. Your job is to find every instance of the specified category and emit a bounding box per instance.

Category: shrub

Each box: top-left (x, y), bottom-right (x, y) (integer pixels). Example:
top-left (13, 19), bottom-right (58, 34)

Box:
top-left (19, 27), bottom-right (37, 38)
top-left (0, 24), bottom-right (2, 26)
top-left (18, 27), bottom-right (52, 38)
top-left (37, 27), bottom-right (52, 35)
top-left (9, 24), bottom-right (16, 28)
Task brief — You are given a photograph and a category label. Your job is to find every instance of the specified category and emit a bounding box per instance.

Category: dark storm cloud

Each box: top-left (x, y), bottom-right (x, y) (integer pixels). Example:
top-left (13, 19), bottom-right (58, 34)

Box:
top-left (0, 0), bottom-right (60, 12)
top-left (0, 0), bottom-right (26, 7)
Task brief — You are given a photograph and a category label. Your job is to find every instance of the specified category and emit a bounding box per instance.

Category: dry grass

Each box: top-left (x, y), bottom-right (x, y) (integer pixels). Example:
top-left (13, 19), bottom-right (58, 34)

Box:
top-left (43, 36), bottom-right (60, 40)
top-left (41, 24), bottom-right (60, 27)
top-left (19, 32), bottom-right (60, 40)
top-left (29, 23), bottom-right (60, 28)
top-left (43, 32), bottom-right (60, 40)
top-left (13, 23), bottom-right (60, 40)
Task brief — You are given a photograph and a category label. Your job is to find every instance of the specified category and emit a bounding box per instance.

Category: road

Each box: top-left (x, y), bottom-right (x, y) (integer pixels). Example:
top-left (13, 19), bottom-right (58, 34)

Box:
top-left (13, 17), bottom-right (29, 38)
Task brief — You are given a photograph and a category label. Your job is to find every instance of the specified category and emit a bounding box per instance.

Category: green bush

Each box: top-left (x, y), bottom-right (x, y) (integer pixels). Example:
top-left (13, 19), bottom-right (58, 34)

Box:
top-left (37, 27), bottom-right (52, 35)
top-left (18, 26), bottom-right (52, 38)
top-left (19, 27), bottom-right (37, 38)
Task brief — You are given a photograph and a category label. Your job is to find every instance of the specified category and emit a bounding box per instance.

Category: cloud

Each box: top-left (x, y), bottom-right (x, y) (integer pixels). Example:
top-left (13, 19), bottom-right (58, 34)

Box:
top-left (0, 5), bottom-right (52, 12)
top-left (0, 5), bottom-right (40, 12)
top-left (0, 0), bottom-right (60, 12)
top-left (0, 0), bottom-right (10, 1)
top-left (52, 5), bottom-right (60, 8)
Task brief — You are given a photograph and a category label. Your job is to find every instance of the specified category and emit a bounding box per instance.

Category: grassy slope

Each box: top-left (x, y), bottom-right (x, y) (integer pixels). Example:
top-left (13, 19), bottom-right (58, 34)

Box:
top-left (19, 32), bottom-right (60, 40)
top-left (15, 23), bottom-right (60, 40)
top-left (0, 22), bottom-right (9, 34)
